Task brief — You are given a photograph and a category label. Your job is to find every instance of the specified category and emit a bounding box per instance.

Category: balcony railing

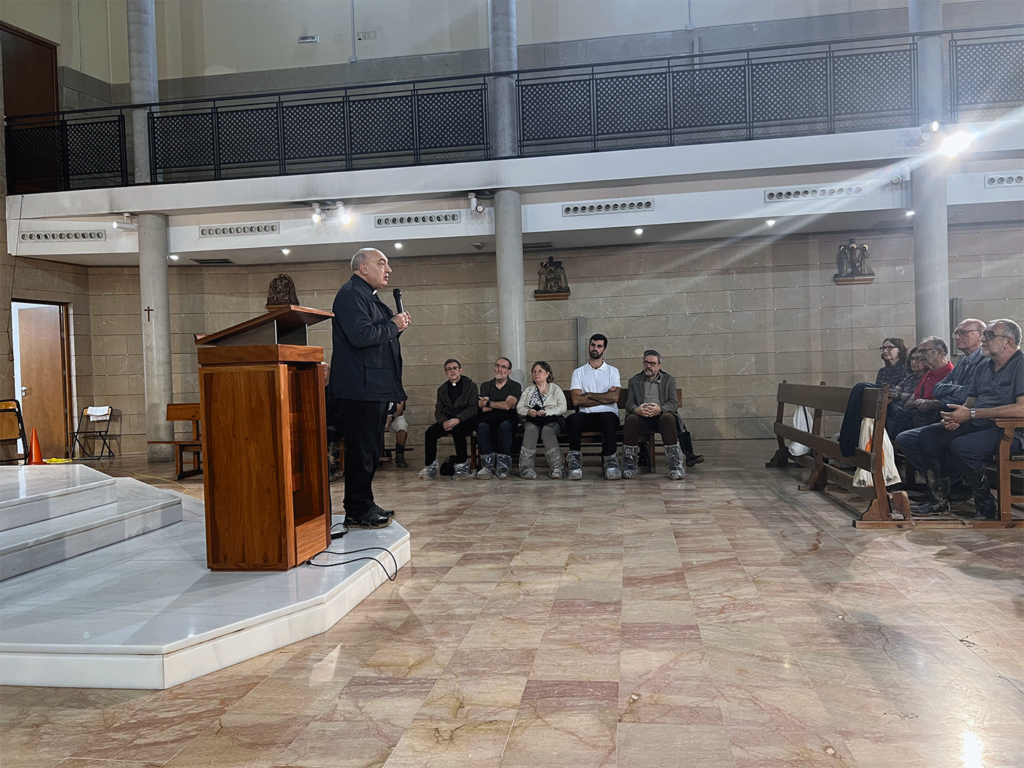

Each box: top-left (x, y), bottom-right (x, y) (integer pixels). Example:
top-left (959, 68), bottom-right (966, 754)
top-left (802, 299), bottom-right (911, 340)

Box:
top-left (5, 26), bottom-right (1021, 195)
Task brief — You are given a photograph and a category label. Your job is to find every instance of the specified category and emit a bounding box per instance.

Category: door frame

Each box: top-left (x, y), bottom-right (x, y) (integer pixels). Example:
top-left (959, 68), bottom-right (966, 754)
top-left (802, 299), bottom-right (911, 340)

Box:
top-left (12, 299), bottom-right (73, 457)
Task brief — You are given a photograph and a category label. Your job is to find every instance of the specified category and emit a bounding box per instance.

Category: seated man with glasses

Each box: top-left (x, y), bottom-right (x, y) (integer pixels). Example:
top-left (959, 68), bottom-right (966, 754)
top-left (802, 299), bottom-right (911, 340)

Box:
top-left (475, 357), bottom-right (522, 479)
top-left (931, 318), bottom-right (988, 405)
top-left (622, 350), bottom-right (688, 480)
top-left (896, 319), bottom-right (1024, 518)
top-left (419, 359), bottom-right (479, 481)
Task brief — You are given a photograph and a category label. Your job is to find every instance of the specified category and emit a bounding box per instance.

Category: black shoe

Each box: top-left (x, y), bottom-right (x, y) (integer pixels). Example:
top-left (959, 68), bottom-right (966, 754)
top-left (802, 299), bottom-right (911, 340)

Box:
top-left (369, 503), bottom-right (395, 518)
top-left (345, 508), bottom-right (392, 529)
top-left (395, 450), bottom-right (408, 468)
top-left (685, 453), bottom-right (705, 467)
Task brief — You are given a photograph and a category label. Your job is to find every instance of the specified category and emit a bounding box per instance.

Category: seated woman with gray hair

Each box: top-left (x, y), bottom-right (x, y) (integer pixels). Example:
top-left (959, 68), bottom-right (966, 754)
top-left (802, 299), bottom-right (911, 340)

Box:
top-left (516, 361), bottom-right (568, 479)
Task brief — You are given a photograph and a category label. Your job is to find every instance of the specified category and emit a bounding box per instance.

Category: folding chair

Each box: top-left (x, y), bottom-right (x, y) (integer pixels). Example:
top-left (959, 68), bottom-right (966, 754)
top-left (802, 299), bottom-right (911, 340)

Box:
top-left (70, 406), bottom-right (115, 459)
top-left (0, 400), bottom-right (29, 465)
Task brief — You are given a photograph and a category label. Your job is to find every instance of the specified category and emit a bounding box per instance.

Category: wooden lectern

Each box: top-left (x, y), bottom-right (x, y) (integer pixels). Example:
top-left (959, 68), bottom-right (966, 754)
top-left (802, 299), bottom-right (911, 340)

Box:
top-left (196, 306), bottom-right (333, 571)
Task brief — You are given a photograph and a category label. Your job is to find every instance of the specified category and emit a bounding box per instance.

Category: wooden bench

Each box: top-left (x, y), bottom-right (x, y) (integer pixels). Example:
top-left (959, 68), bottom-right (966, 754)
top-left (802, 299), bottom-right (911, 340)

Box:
top-left (149, 403), bottom-right (203, 480)
top-left (772, 383), bottom-right (1022, 528)
top-left (771, 382), bottom-right (912, 527)
top-left (994, 418), bottom-right (1024, 520)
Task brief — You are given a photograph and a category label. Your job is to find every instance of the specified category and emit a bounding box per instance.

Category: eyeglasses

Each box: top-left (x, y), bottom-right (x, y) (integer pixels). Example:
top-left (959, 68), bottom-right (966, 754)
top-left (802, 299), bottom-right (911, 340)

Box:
top-left (983, 331), bottom-right (1012, 340)
top-left (444, 366), bottom-right (460, 372)
top-left (643, 360), bottom-right (660, 366)
top-left (879, 345), bottom-right (897, 352)
top-left (910, 356), bottom-right (925, 362)
top-left (953, 329), bottom-right (981, 337)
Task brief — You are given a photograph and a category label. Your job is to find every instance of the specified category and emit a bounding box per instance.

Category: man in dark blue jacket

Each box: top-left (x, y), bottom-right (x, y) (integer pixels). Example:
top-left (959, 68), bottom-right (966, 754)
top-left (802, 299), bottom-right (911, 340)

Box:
top-left (330, 248), bottom-right (410, 528)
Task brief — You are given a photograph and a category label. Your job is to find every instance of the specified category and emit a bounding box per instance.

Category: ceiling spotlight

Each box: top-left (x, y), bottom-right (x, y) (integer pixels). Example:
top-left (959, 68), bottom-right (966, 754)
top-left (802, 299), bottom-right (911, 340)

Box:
top-left (634, 228), bottom-right (644, 236)
top-left (394, 242), bottom-right (403, 249)
top-left (924, 120), bottom-right (940, 133)
top-left (338, 203), bottom-right (352, 225)
top-left (905, 210), bottom-right (915, 217)
top-left (468, 193), bottom-right (485, 214)
top-left (939, 130), bottom-right (975, 158)
top-left (112, 213), bottom-right (137, 231)
top-left (281, 248), bottom-right (291, 255)
top-left (311, 204), bottom-right (323, 224)
top-left (766, 219), bottom-right (776, 227)
top-left (168, 254), bottom-right (179, 260)
top-left (471, 242), bottom-right (485, 251)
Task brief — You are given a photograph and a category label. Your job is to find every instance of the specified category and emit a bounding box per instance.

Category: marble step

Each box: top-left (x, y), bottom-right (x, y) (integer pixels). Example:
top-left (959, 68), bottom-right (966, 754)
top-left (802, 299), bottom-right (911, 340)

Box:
top-left (0, 478), bottom-right (183, 581)
top-left (0, 465), bottom-right (117, 532)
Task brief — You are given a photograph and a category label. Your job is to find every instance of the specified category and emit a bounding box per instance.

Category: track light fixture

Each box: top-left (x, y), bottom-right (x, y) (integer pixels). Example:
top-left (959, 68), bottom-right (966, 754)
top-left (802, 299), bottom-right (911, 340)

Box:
top-left (338, 203), bottom-right (352, 225)
top-left (468, 193), bottom-right (485, 214)
top-left (311, 204), bottom-right (324, 224)
top-left (112, 213), bottom-right (137, 232)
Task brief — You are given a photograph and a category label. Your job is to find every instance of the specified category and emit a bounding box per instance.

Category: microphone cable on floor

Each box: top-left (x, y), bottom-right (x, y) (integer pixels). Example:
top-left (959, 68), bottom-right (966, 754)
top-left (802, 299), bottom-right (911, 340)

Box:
top-left (306, 545), bottom-right (399, 581)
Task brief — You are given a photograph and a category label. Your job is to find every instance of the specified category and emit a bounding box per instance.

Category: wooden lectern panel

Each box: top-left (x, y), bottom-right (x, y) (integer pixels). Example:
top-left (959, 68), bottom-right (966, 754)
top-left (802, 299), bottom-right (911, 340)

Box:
top-left (199, 351), bottom-right (330, 571)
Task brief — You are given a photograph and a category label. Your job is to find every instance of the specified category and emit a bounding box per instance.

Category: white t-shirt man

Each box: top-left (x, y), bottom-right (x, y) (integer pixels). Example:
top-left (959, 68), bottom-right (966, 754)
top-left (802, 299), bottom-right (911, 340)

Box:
top-left (571, 362), bottom-right (621, 415)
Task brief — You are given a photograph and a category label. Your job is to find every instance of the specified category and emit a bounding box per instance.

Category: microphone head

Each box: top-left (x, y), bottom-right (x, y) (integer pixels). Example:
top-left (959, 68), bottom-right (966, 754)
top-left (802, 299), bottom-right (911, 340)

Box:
top-left (393, 288), bottom-right (402, 299)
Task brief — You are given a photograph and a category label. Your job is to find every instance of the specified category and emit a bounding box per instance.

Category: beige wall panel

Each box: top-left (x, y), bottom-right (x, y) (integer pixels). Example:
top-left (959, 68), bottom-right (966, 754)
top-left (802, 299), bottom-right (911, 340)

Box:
top-left (6, 225), bottom-right (1021, 451)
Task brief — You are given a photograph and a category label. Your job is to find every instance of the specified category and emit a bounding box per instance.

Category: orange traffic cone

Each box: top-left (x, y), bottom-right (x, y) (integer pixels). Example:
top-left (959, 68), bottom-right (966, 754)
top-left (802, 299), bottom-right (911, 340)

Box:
top-left (28, 429), bottom-right (44, 465)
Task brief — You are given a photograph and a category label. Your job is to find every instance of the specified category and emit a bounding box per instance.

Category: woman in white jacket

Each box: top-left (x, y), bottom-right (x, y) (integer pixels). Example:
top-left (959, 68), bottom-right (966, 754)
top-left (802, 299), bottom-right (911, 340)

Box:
top-left (517, 361), bottom-right (568, 478)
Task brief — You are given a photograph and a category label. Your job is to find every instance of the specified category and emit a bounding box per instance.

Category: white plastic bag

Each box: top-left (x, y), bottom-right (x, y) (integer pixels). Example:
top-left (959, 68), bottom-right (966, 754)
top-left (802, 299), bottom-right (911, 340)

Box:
top-left (790, 406), bottom-right (812, 457)
top-left (853, 417), bottom-right (901, 487)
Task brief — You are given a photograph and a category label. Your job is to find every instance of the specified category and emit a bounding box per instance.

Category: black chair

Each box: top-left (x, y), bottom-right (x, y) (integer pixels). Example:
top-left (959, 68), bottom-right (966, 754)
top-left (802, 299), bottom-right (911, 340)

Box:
top-left (70, 406), bottom-right (115, 459)
top-left (0, 399), bottom-right (29, 464)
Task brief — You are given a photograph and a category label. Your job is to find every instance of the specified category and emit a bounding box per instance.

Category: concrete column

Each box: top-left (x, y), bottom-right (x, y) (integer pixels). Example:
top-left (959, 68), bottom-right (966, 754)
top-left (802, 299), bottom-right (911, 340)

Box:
top-left (910, 0), bottom-right (950, 339)
top-left (488, 0), bottom-right (517, 158)
top-left (0, 33), bottom-right (13, 400)
top-left (138, 214), bottom-right (173, 460)
top-left (127, 0), bottom-right (159, 183)
top-left (494, 190), bottom-right (527, 380)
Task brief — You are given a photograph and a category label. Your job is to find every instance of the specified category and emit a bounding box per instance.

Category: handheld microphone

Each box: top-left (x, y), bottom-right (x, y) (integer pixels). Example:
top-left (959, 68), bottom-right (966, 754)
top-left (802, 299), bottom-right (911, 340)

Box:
top-left (393, 288), bottom-right (404, 314)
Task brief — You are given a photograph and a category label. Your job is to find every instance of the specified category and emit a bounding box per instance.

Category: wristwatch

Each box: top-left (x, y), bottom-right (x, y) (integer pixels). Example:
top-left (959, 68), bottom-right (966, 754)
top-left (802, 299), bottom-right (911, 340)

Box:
top-left (970, 408), bottom-right (976, 419)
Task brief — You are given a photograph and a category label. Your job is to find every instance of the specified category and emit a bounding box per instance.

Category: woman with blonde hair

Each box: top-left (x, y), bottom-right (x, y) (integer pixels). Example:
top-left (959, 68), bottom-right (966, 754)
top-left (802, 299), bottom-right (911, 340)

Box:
top-left (516, 361), bottom-right (568, 479)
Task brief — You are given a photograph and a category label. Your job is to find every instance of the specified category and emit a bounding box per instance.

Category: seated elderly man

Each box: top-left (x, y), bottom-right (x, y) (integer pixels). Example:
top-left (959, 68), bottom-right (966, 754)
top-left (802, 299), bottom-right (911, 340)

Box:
top-left (622, 350), bottom-right (687, 480)
top-left (900, 335), bottom-right (954, 428)
top-left (932, 318), bottom-right (988, 405)
top-left (896, 319), bottom-right (1023, 519)
top-left (419, 359), bottom-right (479, 481)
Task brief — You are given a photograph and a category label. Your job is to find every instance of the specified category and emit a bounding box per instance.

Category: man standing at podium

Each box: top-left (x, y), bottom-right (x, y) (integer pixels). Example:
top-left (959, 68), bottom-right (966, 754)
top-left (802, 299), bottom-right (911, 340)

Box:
top-left (330, 248), bottom-right (411, 528)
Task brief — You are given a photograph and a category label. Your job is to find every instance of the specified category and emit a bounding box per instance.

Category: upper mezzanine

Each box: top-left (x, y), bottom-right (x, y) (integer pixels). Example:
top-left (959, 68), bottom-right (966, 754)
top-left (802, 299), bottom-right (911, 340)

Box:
top-left (6, 26), bottom-right (1022, 196)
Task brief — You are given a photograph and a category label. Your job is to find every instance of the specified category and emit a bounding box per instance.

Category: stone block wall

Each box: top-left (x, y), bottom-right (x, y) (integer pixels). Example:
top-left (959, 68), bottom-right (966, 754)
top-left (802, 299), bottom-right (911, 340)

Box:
top-left (8, 224), bottom-right (1022, 455)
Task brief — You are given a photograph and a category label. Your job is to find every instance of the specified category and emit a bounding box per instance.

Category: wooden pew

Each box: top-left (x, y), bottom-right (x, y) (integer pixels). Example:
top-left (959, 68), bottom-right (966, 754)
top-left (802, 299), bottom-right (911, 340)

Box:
top-left (149, 403), bottom-right (203, 480)
top-left (772, 382), bottom-right (912, 527)
top-left (994, 418), bottom-right (1024, 520)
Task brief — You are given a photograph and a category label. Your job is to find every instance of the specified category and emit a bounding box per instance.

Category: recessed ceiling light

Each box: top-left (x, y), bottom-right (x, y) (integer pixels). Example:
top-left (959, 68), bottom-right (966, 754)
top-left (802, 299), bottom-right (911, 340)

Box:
top-left (394, 242), bottom-right (403, 249)
top-left (634, 228), bottom-right (644, 235)
top-left (766, 219), bottom-right (776, 227)
top-left (281, 248), bottom-right (291, 255)
top-left (905, 211), bottom-right (915, 217)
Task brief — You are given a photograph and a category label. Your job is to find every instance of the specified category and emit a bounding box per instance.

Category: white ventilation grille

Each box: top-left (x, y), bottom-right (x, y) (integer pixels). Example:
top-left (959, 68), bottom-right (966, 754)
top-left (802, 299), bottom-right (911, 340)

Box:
top-left (985, 173), bottom-right (1024, 188)
top-left (20, 230), bottom-right (106, 242)
top-left (374, 212), bottom-right (462, 227)
top-left (199, 223), bottom-right (280, 238)
top-left (764, 184), bottom-right (865, 203)
top-left (562, 198), bottom-right (654, 216)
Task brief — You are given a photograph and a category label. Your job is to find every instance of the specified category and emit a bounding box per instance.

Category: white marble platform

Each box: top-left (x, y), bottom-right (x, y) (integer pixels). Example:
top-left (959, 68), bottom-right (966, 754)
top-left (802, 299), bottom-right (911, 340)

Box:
top-left (0, 463), bottom-right (117, 531)
top-left (0, 494), bottom-right (411, 690)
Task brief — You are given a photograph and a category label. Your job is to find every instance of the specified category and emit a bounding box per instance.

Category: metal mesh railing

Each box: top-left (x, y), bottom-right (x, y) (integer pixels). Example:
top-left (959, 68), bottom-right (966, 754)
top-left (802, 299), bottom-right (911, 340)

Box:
top-left (4, 26), bottom-right (1020, 194)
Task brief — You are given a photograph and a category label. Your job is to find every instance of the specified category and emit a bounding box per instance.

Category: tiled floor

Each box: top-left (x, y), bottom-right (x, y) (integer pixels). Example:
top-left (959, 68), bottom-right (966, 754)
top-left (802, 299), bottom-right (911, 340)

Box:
top-left (2, 440), bottom-right (1022, 768)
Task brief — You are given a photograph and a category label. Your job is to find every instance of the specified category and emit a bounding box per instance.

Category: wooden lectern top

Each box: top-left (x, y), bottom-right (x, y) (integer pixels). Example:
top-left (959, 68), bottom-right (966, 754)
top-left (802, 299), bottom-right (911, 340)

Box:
top-left (195, 305), bottom-right (333, 348)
